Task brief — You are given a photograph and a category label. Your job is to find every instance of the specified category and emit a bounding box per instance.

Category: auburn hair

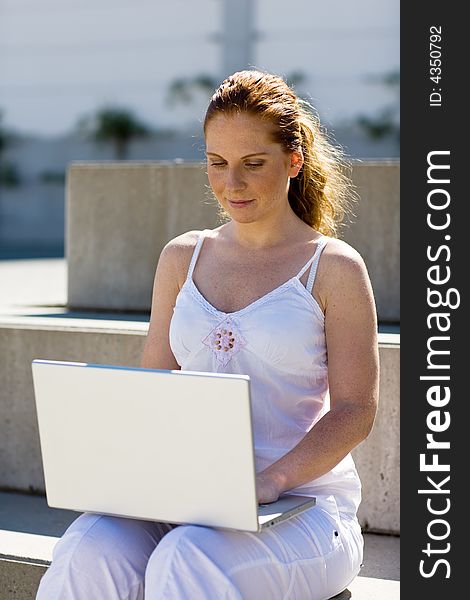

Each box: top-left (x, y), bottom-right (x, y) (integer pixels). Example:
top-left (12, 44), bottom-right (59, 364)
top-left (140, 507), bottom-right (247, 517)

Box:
top-left (203, 69), bottom-right (355, 237)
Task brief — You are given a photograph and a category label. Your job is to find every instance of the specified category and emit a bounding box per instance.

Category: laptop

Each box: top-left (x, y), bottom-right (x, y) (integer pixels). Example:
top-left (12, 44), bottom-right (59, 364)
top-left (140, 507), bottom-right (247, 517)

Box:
top-left (31, 359), bottom-right (316, 533)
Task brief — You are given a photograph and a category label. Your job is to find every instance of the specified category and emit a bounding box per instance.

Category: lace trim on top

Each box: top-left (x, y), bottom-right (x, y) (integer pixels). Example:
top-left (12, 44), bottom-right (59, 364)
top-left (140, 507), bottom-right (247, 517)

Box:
top-left (184, 230), bottom-right (328, 322)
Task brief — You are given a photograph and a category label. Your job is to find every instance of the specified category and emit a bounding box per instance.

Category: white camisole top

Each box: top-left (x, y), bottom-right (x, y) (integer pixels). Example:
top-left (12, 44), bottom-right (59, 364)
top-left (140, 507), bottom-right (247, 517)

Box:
top-left (169, 229), bottom-right (362, 517)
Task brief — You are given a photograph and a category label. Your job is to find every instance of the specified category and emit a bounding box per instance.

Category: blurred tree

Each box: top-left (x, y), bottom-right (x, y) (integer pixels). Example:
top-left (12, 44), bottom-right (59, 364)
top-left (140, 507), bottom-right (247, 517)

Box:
top-left (79, 107), bottom-right (152, 160)
top-left (356, 71), bottom-right (400, 145)
top-left (0, 163), bottom-right (21, 187)
top-left (0, 110), bottom-right (21, 188)
top-left (39, 170), bottom-right (66, 184)
top-left (0, 114), bottom-right (5, 156)
top-left (285, 71), bottom-right (306, 89)
top-left (167, 72), bottom-right (306, 106)
top-left (167, 74), bottom-right (218, 105)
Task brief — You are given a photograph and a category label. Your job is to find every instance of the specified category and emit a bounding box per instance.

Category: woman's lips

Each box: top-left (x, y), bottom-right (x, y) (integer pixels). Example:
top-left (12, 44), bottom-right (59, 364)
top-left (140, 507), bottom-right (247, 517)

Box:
top-left (228, 199), bottom-right (254, 208)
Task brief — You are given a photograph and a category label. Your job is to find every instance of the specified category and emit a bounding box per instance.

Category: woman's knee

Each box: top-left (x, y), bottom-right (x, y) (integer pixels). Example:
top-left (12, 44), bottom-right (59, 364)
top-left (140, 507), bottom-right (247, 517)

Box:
top-left (145, 525), bottom-right (237, 595)
top-left (148, 523), bottom-right (229, 562)
top-left (60, 514), bottom-right (157, 571)
top-left (38, 513), bottom-right (162, 599)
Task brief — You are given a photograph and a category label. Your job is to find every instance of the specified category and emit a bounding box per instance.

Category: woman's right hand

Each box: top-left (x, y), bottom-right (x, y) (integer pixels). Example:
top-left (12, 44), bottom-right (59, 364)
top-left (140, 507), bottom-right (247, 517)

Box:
top-left (256, 470), bottom-right (283, 505)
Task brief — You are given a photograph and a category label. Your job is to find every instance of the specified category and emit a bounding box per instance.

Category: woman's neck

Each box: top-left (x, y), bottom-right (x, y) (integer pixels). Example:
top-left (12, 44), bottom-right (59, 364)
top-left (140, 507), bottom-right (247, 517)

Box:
top-left (225, 210), bottom-right (312, 250)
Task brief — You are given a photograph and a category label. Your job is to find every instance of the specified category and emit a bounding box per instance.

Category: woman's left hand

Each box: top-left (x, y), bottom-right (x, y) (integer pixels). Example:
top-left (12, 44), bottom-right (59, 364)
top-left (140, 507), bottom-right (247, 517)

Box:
top-left (256, 471), bottom-right (282, 504)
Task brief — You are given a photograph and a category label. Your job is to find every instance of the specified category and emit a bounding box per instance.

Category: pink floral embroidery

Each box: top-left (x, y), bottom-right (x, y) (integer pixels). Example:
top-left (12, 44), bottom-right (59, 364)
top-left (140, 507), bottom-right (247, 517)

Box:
top-left (202, 316), bottom-right (247, 367)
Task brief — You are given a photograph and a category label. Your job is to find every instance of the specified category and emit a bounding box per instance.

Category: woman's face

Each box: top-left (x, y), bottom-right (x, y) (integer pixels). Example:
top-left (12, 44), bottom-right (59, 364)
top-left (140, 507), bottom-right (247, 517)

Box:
top-left (205, 112), bottom-right (302, 224)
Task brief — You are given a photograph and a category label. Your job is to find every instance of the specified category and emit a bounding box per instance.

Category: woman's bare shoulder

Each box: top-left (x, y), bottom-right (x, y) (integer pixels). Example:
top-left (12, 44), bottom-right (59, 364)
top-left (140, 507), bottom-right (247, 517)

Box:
top-left (318, 237), bottom-right (371, 292)
top-left (163, 227), bottom-right (223, 258)
top-left (322, 237), bottom-right (365, 265)
top-left (163, 230), bottom-right (201, 253)
top-left (159, 230), bottom-right (207, 286)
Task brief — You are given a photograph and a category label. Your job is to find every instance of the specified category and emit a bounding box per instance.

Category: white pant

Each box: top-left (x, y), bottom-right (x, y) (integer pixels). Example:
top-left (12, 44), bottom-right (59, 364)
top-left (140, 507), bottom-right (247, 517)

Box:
top-left (37, 501), bottom-right (363, 599)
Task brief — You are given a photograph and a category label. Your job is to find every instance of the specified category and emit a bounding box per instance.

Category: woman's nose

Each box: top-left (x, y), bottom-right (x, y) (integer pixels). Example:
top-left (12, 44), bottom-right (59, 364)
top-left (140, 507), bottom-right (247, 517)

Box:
top-left (225, 166), bottom-right (247, 191)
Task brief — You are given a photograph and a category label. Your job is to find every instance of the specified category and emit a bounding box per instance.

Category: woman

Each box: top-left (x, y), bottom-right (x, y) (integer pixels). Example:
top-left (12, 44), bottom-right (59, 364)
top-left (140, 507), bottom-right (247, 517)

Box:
top-left (37, 70), bottom-right (379, 599)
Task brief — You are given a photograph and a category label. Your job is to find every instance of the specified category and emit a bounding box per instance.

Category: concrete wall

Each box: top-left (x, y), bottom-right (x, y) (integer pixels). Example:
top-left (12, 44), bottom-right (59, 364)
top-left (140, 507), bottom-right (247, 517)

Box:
top-left (341, 162), bottom-right (400, 322)
top-left (0, 318), bottom-right (146, 493)
top-left (353, 337), bottom-right (400, 534)
top-left (67, 162), bottom-right (217, 312)
top-left (67, 161), bottom-right (399, 321)
top-left (0, 318), bottom-right (399, 534)
top-left (1, 130), bottom-right (398, 257)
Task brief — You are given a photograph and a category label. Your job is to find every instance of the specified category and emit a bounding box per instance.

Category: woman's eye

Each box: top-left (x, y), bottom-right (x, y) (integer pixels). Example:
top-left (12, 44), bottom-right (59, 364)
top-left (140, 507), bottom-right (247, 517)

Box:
top-left (208, 162), bottom-right (263, 168)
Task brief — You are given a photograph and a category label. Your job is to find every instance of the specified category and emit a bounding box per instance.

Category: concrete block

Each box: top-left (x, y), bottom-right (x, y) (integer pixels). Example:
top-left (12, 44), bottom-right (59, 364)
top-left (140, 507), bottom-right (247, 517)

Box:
top-left (353, 336), bottom-right (400, 534)
top-left (0, 317), bottom-right (399, 533)
top-left (343, 161), bottom-right (400, 323)
top-left (0, 317), bottom-right (146, 492)
top-left (0, 559), bottom-right (47, 600)
top-left (66, 162), bottom-right (219, 311)
top-left (66, 161), bottom-right (399, 321)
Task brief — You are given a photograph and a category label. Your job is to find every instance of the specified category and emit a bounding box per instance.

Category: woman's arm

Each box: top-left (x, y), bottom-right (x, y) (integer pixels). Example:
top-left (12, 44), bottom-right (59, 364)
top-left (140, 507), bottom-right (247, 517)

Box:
top-left (256, 242), bottom-right (380, 503)
top-left (140, 237), bottom-right (191, 370)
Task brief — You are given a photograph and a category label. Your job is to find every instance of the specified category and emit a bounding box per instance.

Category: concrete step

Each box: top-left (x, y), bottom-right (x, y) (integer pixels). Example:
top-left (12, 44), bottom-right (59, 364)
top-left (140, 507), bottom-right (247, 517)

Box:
top-left (0, 491), bottom-right (399, 600)
top-left (0, 306), bottom-right (400, 534)
top-left (0, 491), bottom-right (80, 599)
top-left (0, 257), bottom-right (400, 538)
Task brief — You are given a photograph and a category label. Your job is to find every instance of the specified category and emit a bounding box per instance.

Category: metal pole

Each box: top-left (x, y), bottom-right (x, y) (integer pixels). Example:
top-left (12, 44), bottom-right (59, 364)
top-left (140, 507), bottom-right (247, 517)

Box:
top-left (221, 0), bottom-right (255, 79)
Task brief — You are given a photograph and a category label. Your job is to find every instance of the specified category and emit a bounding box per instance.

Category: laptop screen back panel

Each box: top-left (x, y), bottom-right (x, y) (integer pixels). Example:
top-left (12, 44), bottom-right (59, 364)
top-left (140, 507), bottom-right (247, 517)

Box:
top-left (32, 361), bottom-right (260, 532)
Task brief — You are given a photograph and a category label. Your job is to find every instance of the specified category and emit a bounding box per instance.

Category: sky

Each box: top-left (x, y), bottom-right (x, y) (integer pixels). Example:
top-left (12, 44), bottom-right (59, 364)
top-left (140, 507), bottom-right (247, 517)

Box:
top-left (0, 0), bottom-right (399, 137)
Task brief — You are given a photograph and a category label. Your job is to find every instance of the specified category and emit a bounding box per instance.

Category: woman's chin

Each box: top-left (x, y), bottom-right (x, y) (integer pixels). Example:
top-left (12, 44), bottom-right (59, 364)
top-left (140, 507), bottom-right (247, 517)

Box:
top-left (221, 204), bottom-right (257, 223)
top-left (227, 213), bottom-right (258, 224)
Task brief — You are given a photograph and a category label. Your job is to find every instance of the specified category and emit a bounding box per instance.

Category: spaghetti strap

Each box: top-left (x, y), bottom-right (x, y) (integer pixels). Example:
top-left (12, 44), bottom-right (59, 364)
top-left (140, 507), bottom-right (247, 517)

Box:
top-left (296, 236), bottom-right (329, 293)
top-left (186, 229), bottom-right (209, 281)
